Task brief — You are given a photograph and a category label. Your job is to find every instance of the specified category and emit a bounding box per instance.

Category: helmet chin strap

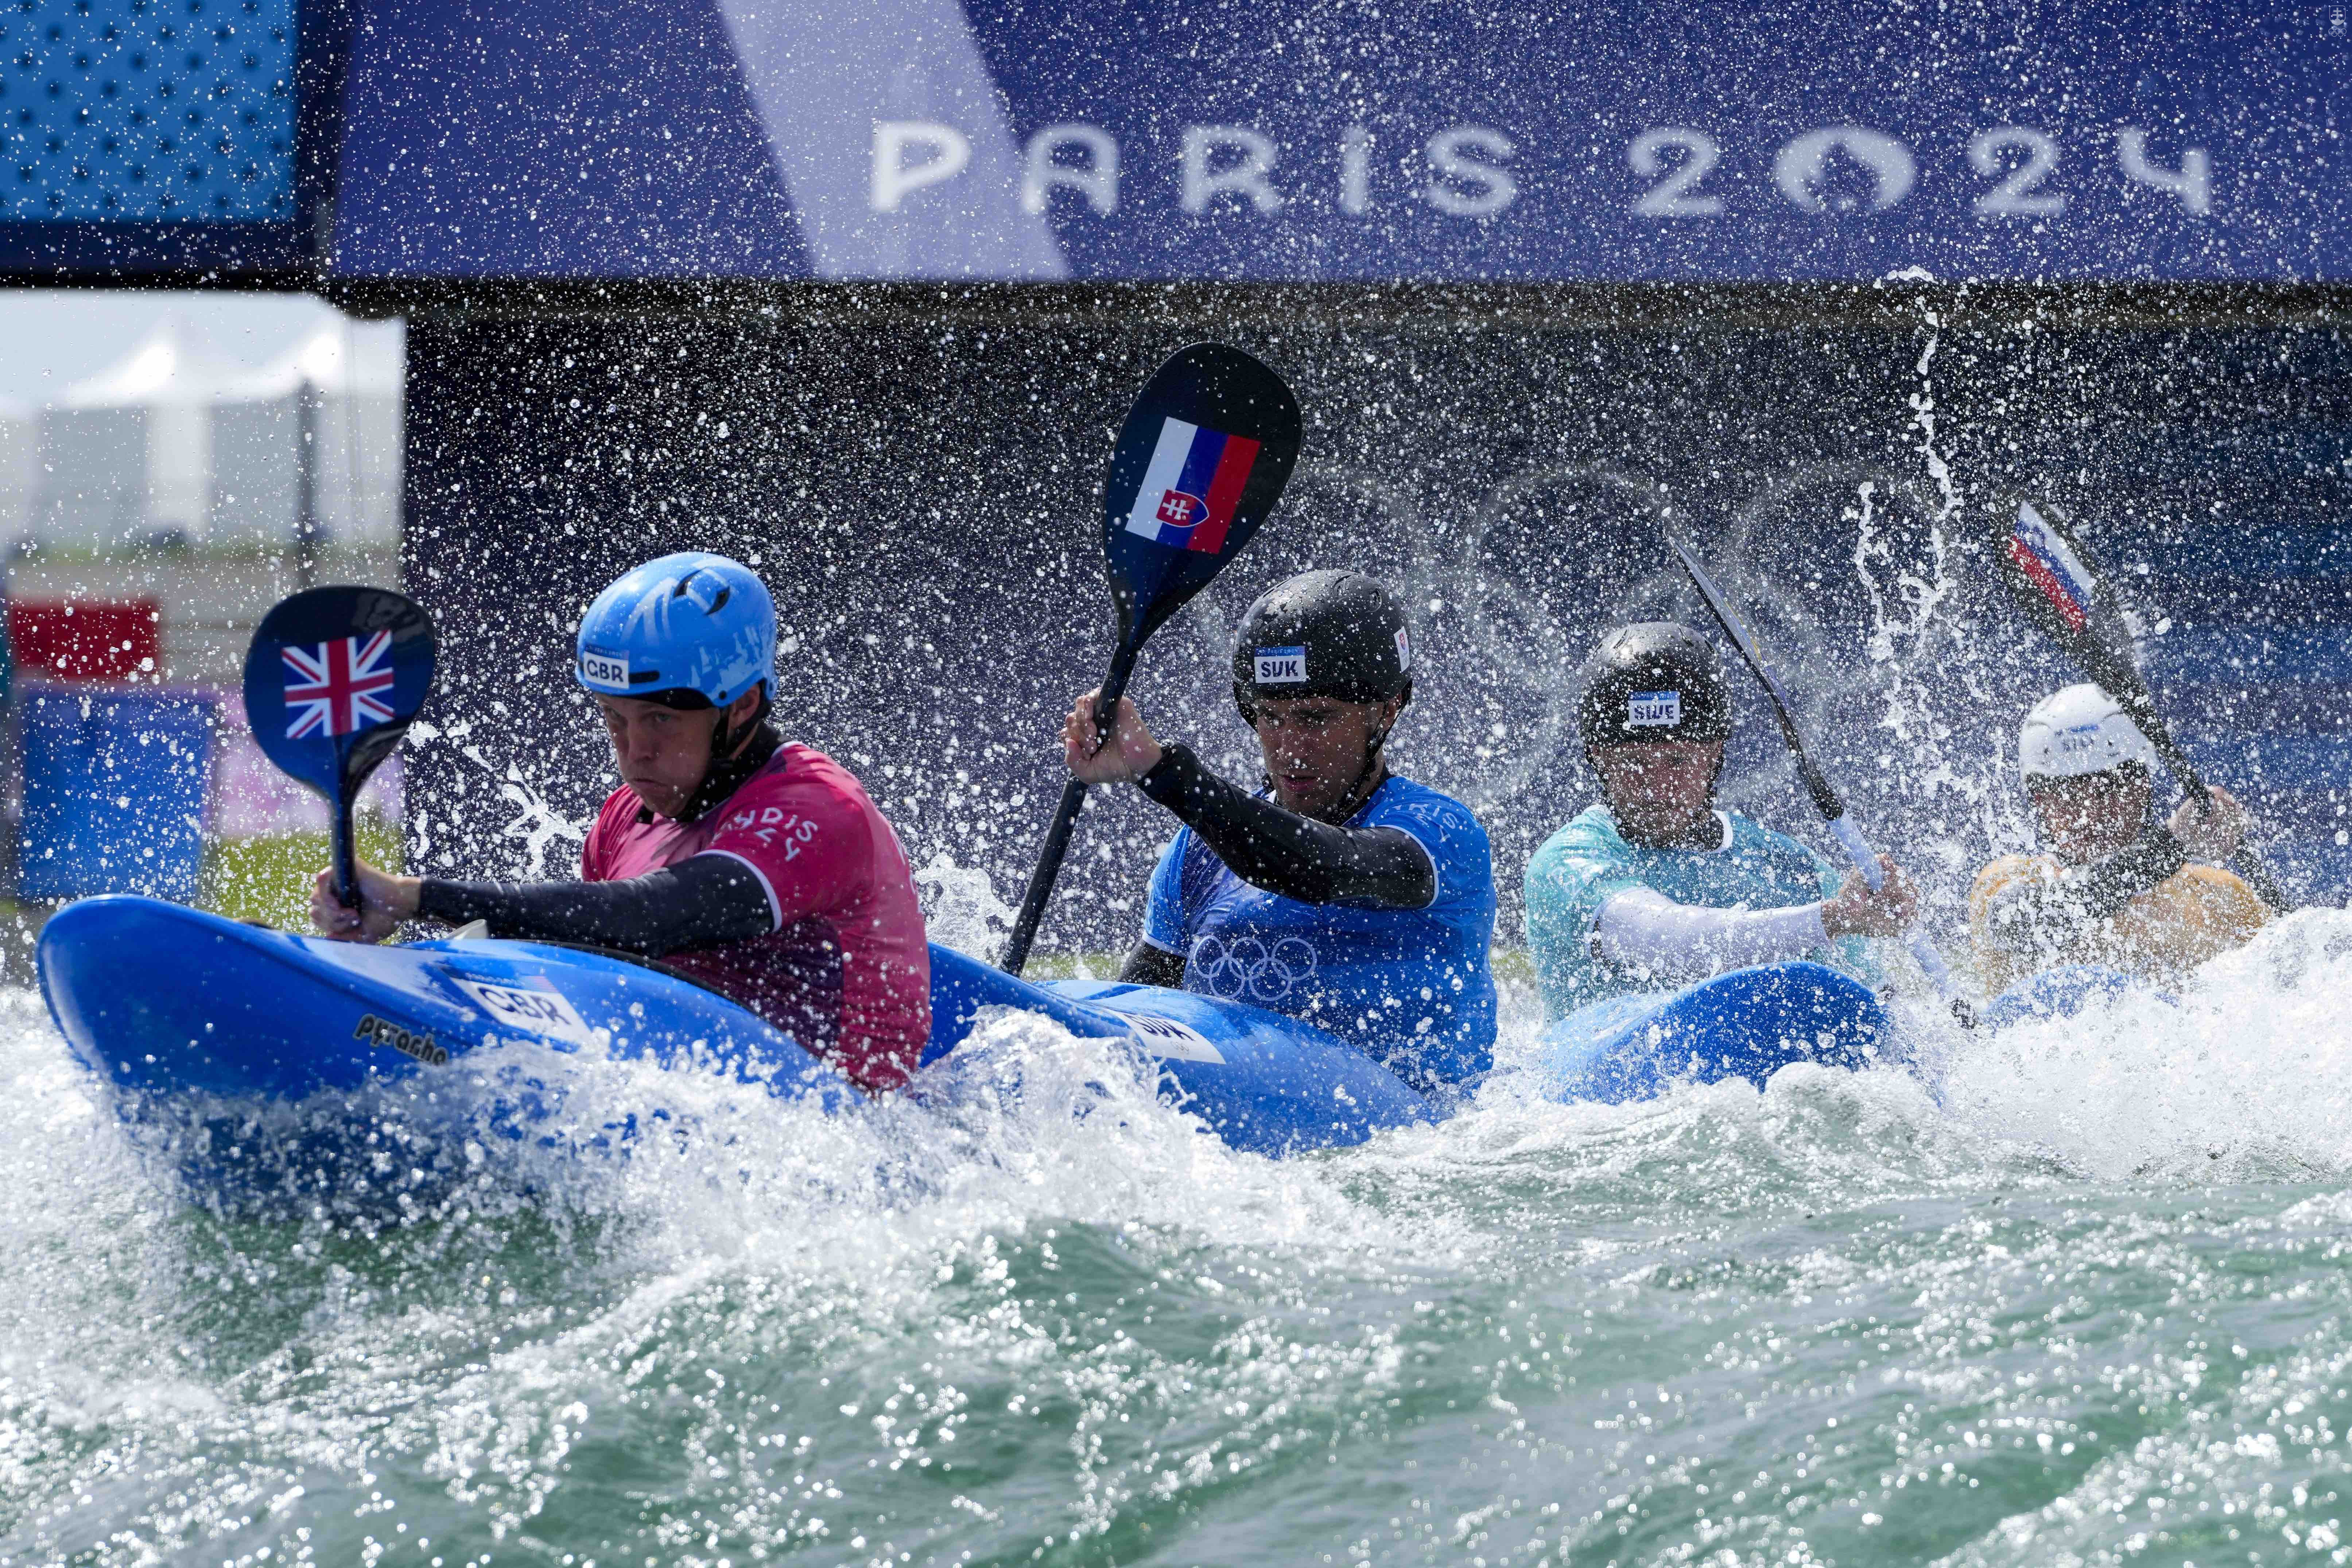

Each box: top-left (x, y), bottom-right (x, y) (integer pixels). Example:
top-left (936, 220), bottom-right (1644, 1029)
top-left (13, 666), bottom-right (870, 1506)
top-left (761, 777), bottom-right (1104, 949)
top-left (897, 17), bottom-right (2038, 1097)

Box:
top-left (677, 691), bottom-right (776, 823)
top-left (1330, 696), bottom-right (1407, 820)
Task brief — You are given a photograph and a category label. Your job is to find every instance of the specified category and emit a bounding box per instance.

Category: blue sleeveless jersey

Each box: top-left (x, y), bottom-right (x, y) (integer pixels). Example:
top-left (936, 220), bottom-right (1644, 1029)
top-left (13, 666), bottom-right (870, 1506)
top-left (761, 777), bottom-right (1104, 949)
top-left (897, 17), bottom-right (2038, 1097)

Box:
top-left (1141, 774), bottom-right (1498, 1090)
top-left (1524, 804), bottom-right (1878, 1019)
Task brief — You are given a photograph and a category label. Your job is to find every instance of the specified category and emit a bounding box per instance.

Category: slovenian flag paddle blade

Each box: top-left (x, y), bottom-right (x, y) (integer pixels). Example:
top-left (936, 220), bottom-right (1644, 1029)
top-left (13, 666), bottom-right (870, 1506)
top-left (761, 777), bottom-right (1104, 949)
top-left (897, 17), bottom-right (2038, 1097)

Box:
top-left (1099, 344), bottom-right (1301, 647)
top-left (2003, 499), bottom-right (2103, 637)
top-left (242, 586), bottom-right (437, 803)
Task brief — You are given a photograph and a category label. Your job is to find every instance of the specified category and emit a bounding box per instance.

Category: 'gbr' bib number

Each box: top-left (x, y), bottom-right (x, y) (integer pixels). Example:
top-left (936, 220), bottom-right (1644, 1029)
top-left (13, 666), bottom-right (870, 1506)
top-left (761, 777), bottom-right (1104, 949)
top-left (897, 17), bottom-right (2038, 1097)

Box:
top-left (451, 977), bottom-right (602, 1048)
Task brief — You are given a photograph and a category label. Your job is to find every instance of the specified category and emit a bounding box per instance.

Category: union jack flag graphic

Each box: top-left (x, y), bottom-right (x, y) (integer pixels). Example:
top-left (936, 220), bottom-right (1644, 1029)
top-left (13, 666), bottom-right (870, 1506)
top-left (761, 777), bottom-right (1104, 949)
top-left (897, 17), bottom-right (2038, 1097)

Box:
top-left (283, 632), bottom-right (398, 739)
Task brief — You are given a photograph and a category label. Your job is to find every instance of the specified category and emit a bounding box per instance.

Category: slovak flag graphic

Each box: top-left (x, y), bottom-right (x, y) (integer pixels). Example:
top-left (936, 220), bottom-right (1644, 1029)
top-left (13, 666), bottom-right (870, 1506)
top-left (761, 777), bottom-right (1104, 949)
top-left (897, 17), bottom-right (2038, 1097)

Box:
top-left (2006, 501), bottom-right (2098, 633)
top-left (1123, 417), bottom-right (1261, 554)
top-left (282, 632), bottom-right (398, 738)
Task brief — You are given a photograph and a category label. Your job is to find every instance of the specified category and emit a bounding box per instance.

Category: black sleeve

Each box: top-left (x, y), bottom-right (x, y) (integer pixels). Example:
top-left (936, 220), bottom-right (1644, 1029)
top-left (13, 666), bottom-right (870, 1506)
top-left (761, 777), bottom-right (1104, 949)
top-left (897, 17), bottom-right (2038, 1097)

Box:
top-left (1978, 824), bottom-right (2189, 956)
top-left (1135, 741), bottom-right (1437, 910)
top-left (1118, 941), bottom-right (1189, 987)
top-left (416, 853), bottom-right (777, 956)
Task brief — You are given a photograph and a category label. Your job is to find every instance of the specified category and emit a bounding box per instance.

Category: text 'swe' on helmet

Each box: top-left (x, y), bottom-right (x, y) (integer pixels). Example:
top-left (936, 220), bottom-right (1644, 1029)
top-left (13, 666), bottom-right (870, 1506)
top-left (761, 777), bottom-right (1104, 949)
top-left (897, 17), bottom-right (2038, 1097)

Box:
top-left (1576, 621), bottom-right (1734, 754)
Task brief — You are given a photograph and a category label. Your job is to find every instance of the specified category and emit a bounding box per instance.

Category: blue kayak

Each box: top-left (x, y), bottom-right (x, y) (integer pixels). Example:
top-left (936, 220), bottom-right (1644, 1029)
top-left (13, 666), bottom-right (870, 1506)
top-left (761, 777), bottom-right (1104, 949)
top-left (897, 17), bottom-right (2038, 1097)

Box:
top-left (1981, 963), bottom-right (2155, 1029)
top-left (36, 896), bottom-right (1435, 1201)
top-left (1539, 962), bottom-right (1893, 1104)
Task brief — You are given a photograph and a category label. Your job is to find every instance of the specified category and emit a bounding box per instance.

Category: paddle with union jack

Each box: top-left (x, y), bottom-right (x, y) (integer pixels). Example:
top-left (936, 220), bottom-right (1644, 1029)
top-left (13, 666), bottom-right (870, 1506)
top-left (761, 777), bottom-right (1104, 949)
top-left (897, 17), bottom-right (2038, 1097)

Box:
top-left (1990, 497), bottom-right (2292, 913)
top-left (242, 587), bottom-right (437, 910)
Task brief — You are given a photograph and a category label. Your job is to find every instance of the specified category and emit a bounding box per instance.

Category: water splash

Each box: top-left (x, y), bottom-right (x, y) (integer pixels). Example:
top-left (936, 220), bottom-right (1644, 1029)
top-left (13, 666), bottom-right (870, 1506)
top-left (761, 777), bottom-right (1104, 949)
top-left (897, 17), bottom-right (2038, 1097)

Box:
top-left (16, 919), bottom-right (2352, 1564)
top-left (1838, 296), bottom-right (2015, 910)
top-left (405, 716), bottom-right (590, 878)
top-left (913, 852), bottom-right (1017, 958)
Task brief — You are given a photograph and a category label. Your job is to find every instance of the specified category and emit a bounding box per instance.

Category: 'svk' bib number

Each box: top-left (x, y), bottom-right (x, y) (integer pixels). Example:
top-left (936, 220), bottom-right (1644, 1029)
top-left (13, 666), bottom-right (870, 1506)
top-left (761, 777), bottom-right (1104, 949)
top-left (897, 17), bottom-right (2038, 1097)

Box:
top-left (451, 977), bottom-right (601, 1048)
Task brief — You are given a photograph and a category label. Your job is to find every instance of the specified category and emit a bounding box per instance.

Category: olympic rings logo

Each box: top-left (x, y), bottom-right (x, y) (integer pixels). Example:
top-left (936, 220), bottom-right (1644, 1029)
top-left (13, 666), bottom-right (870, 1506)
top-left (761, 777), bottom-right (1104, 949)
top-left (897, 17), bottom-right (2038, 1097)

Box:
top-left (1189, 934), bottom-right (1319, 1004)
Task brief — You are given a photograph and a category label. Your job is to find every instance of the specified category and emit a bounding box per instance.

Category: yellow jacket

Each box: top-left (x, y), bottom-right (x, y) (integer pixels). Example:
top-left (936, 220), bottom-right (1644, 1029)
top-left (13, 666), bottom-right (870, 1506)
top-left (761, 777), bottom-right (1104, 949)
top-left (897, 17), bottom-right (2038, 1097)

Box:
top-left (1968, 854), bottom-right (2270, 995)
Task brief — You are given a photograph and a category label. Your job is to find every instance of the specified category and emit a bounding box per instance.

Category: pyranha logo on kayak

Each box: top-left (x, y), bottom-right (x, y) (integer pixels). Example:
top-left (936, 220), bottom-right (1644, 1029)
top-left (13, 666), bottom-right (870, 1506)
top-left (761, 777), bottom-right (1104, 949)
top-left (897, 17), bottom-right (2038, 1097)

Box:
top-left (354, 1013), bottom-right (450, 1067)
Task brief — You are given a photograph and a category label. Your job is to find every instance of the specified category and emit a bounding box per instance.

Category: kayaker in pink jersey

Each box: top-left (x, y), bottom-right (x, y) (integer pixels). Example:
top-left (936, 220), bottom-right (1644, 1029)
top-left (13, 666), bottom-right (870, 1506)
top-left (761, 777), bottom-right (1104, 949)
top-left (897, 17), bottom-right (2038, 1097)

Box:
top-left (311, 552), bottom-right (931, 1092)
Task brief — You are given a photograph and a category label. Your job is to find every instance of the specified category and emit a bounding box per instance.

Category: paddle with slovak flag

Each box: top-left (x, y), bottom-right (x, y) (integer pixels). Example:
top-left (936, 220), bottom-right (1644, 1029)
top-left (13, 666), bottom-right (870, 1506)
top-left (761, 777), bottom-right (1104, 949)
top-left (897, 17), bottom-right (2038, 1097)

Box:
top-left (999, 343), bottom-right (1303, 975)
top-left (1991, 496), bottom-right (2293, 913)
top-left (241, 586), bottom-right (437, 910)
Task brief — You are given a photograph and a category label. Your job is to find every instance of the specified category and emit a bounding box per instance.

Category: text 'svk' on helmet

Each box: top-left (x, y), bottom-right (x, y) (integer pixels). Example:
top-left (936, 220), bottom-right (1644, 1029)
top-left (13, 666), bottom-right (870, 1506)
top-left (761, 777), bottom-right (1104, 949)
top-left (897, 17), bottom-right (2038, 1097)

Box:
top-left (574, 552), bottom-right (777, 710)
top-left (1229, 569), bottom-right (1414, 722)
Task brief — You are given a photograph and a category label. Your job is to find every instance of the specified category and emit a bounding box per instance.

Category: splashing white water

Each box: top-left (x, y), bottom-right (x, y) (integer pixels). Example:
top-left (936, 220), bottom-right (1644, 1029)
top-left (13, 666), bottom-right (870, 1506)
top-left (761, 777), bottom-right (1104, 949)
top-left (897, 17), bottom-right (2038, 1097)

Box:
top-left (1936, 908), bottom-right (2352, 1180)
top-left (913, 853), bottom-right (1017, 958)
top-left (404, 717), bottom-right (591, 877)
top-left (15, 915), bottom-right (2352, 1567)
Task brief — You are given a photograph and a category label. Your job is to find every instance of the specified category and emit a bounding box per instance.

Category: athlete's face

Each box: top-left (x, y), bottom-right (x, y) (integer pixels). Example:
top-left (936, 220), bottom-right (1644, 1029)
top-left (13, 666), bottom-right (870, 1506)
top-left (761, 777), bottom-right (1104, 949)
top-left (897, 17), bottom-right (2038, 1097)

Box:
top-left (1252, 694), bottom-right (1405, 823)
top-left (595, 696), bottom-right (723, 819)
top-left (2030, 768), bottom-right (2151, 865)
top-left (1591, 739), bottom-right (1723, 849)
top-left (595, 690), bottom-right (762, 819)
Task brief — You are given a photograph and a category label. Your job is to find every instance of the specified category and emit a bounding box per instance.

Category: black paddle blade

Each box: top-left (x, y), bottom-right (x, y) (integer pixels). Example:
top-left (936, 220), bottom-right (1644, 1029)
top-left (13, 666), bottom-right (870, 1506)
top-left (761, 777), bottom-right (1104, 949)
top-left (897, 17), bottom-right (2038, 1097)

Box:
top-left (1668, 533), bottom-right (1844, 821)
top-left (242, 586), bottom-right (437, 803)
top-left (1099, 343), bottom-right (1301, 649)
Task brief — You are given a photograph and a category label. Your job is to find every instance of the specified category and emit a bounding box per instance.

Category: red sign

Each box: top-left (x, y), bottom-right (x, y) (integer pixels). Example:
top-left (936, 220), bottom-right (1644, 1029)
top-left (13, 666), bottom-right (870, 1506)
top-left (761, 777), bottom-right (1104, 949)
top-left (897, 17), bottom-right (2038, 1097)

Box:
top-left (8, 600), bottom-right (163, 682)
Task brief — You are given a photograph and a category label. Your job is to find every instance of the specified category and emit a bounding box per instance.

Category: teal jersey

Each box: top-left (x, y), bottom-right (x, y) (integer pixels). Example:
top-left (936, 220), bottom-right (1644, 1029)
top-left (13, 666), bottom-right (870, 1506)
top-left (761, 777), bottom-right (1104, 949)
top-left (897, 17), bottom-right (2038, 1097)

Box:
top-left (1523, 805), bottom-right (1878, 1018)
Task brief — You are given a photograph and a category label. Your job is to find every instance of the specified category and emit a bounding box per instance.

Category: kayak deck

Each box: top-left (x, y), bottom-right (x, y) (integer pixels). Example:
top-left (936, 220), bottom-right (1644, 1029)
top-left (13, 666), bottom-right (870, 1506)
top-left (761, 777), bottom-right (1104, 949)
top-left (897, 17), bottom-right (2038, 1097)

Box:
top-left (38, 898), bottom-right (1438, 1204)
top-left (1540, 962), bottom-right (1893, 1104)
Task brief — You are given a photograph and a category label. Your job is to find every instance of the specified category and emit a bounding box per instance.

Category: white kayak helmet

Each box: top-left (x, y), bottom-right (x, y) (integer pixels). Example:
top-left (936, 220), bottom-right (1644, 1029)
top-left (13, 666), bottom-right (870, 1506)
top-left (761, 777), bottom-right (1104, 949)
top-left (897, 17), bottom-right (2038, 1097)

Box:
top-left (2018, 682), bottom-right (2158, 783)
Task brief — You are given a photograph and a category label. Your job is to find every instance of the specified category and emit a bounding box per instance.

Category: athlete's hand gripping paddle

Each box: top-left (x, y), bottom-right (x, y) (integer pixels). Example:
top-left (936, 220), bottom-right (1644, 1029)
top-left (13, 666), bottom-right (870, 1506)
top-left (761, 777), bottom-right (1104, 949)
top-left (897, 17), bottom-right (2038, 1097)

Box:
top-left (241, 587), bottom-right (438, 909)
top-left (1669, 534), bottom-right (1978, 1028)
top-left (1000, 344), bottom-right (1303, 975)
top-left (1992, 498), bottom-right (2293, 913)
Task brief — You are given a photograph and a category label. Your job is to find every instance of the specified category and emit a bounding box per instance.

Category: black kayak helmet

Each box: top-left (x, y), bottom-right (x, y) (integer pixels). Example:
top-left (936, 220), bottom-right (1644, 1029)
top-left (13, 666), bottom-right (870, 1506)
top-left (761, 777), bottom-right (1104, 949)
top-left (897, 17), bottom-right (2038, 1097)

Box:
top-left (1576, 621), bottom-right (1735, 753)
top-left (1230, 569), bottom-right (1414, 723)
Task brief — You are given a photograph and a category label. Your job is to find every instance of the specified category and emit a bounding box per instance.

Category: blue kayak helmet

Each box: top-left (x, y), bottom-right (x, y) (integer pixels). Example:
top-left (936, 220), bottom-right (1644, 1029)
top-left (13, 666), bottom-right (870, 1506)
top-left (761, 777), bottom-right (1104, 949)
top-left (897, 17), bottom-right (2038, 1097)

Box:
top-left (575, 552), bottom-right (777, 720)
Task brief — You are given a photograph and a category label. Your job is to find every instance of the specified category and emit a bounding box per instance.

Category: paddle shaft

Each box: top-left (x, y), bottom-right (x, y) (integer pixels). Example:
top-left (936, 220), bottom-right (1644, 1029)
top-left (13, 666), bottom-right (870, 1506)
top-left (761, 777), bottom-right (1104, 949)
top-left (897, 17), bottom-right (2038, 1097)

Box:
top-left (1000, 641), bottom-right (1140, 975)
top-left (1770, 695), bottom-right (1970, 1012)
top-left (1671, 539), bottom-right (1973, 1022)
top-left (331, 791), bottom-right (361, 910)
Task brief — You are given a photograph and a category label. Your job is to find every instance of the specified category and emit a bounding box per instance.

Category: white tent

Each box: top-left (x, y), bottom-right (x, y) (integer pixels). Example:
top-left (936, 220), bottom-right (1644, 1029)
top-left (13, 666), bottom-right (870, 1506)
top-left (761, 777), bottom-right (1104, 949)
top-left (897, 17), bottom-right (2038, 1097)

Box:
top-left (219, 321), bottom-right (404, 402)
top-left (0, 397), bottom-right (32, 546)
top-left (39, 315), bottom-right (250, 548)
top-left (211, 319), bottom-right (405, 545)
top-left (29, 310), bottom-right (406, 550)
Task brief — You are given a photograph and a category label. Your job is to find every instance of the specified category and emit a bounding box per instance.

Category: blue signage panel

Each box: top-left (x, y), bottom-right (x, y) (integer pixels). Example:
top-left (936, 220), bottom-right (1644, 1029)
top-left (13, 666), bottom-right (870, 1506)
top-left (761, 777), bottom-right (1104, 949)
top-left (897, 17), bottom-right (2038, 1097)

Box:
top-left (0, 0), bottom-right (336, 275)
top-left (330, 0), bottom-right (2351, 282)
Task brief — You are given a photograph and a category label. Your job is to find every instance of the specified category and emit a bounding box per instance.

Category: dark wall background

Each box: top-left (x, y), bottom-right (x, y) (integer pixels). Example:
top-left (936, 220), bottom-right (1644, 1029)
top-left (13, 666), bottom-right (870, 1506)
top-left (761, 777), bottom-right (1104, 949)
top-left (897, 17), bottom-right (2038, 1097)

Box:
top-left (401, 292), bottom-right (2352, 961)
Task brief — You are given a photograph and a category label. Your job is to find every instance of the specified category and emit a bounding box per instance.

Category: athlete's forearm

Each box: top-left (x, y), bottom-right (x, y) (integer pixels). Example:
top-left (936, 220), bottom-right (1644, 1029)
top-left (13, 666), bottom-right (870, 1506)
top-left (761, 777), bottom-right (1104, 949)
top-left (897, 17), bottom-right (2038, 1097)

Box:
top-left (1136, 742), bottom-right (1436, 909)
top-left (1118, 941), bottom-right (1188, 988)
top-left (1591, 887), bottom-right (1828, 980)
top-left (1979, 825), bottom-right (2186, 956)
top-left (416, 853), bottom-right (776, 955)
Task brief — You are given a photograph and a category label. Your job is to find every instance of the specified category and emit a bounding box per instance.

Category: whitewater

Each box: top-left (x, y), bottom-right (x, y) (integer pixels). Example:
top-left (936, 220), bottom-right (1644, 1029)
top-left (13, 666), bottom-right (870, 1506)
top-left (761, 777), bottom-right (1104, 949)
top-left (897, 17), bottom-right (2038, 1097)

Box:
top-left (4, 901), bottom-right (2352, 1568)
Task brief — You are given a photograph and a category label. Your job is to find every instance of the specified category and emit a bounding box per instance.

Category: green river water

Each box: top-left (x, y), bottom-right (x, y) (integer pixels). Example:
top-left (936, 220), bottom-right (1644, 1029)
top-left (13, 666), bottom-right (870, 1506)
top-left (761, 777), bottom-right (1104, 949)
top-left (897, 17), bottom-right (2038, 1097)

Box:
top-left (6, 913), bottom-right (2352, 1567)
